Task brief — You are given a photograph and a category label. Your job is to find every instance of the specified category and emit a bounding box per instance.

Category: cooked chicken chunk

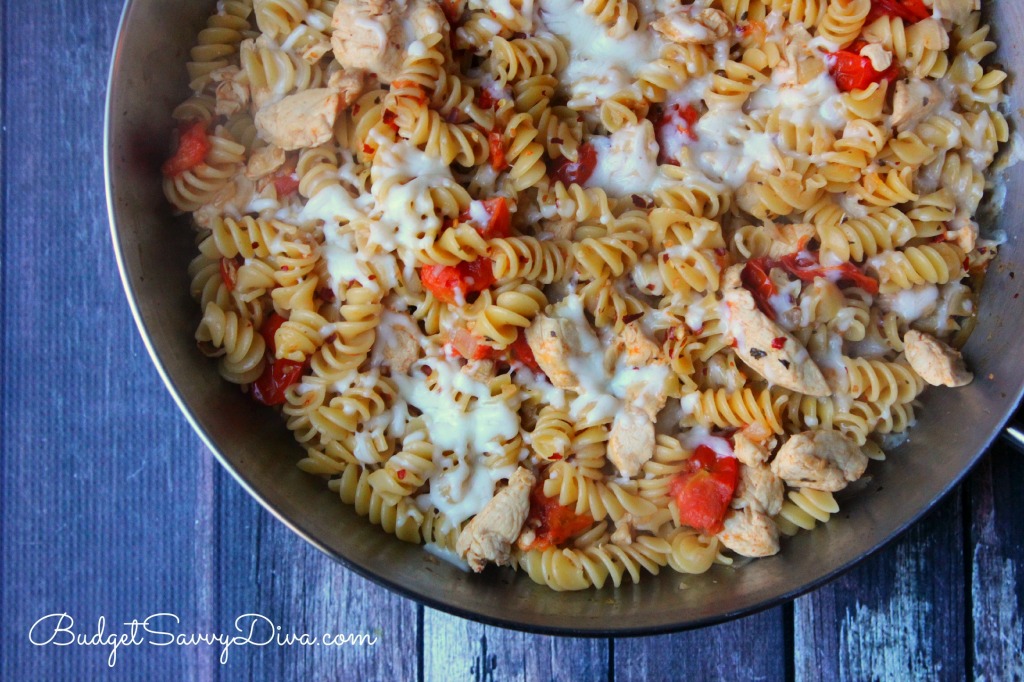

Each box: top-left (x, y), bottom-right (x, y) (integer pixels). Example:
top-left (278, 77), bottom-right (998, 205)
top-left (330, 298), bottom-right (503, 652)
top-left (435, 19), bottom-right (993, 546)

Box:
top-left (948, 222), bottom-right (978, 254)
top-left (891, 79), bottom-right (943, 133)
top-left (616, 321), bottom-right (663, 368)
top-left (733, 463), bottom-right (784, 516)
top-left (733, 433), bottom-right (770, 467)
top-left (717, 507), bottom-right (780, 558)
top-left (461, 359), bottom-right (496, 383)
top-left (456, 467), bottom-right (536, 572)
top-left (245, 144), bottom-right (286, 180)
top-left (211, 66), bottom-right (249, 117)
top-left (327, 69), bottom-right (367, 107)
top-left (331, 0), bottom-right (447, 84)
top-left (611, 515), bottom-right (635, 545)
top-left (608, 406), bottom-right (656, 478)
top-left (932, 0), bottom-right (979, 23)
top-left (193, 175), bottom-right (257, 229)
top-left (771, 430), bottom-right (868, 492)
top-left (377, 318), bottom-right (420, 375)
top-left (767, 223), bottom-right (816, 259)
top-left (652, 8), bottom-right (731, 45)
top-left (614, 321), bottom-right (671, 420)
top-left (255, 89), bottom-right (340, 151)
top-left (722, 265), bottom-right (830, 396)
top-left (904, 330), bottom-right (973, 387)
top-left (524, 315), bottom-right (583, 390)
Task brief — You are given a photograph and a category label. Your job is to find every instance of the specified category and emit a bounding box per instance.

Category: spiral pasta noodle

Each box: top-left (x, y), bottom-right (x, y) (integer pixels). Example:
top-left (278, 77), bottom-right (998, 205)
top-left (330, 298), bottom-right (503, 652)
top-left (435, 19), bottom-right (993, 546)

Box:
top-left (165, 0), bottom-right (1009, 588)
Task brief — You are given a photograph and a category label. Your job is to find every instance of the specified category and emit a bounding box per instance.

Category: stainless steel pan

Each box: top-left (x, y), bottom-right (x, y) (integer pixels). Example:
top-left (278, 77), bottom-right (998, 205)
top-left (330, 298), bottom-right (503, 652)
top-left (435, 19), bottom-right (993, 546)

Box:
top-left (105, 0), bottom-right (1024, 634)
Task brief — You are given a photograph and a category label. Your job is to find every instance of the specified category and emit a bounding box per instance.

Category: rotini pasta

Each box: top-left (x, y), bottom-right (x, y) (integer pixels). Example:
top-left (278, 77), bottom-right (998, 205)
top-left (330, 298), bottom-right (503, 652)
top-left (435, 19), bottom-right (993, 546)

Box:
top-left (165, 0), bottom-right (1009, 589)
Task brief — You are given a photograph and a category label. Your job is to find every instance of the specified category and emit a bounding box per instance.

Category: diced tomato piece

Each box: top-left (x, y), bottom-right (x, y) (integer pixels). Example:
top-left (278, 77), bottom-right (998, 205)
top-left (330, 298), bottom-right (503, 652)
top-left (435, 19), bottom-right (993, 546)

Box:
top-left (419, 259), bottom-right (496, 305)
top-left (679, 105), bottom-right (700, 137)
top-left (654, 103), bottom-right (701, 163)
top-left (382, 109), bottom-right (400, 133)
top-left (670, 445), bottom-right (739, 535)
top-left (451, 328), bottom-right (501, 361)
top-left (460, 258), bottom-right (496, 290)
top-left (251, 359), bottom-right (305, 406)
top-left (740, 258), bottom-right (779, 320)
top-left (219, 256), bottom-right (243, 292)
top-left (521, 484), bottom-right (594, 551)
top-left (866, 0), bottom-right (930, 24)
top-left (161, 121), bottom-right (211, 177)
top-left (250, 313), bottom-right (306, 405)
top-left (440, 0), bottom-right (461, 24)
top-left (260, 313), bottom-right (288, 356)
top-left (273, 172), bottom-right (300, 198)
top-left (778, 250), bottom-right (880, 294)
top-left (827, 48), bottom-right (900, 93)
top-left (488, 130), bottom-right (509, 172)
top-left (476, 88), bottom-right (495, 110)
top-left (548, 142), bottom-right (597, 186)
top-left (509, 331), bottom-right (542, 374)
top-left (460, 197), bottom-right (511, 238)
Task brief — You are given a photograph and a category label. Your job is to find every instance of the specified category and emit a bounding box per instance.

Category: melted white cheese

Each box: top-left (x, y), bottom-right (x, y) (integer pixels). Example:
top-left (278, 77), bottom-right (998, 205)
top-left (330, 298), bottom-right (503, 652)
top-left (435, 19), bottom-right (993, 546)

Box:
top-left (885, 285), bottom-right (940, 322)
top-left (370, 139), bottom-right (461, 255)
top-left (393, 355), bottom-right (523, 528)
top-left (537, 0), bottom-right (663, 109)
top-left (587, 121), bottom-right (668, 196)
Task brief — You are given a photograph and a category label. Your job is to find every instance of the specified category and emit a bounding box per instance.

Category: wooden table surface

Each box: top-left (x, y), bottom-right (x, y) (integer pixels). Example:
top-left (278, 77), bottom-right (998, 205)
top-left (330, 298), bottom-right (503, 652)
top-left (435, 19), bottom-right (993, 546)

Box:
top-left (2, 2), bottom-right (1023, 680)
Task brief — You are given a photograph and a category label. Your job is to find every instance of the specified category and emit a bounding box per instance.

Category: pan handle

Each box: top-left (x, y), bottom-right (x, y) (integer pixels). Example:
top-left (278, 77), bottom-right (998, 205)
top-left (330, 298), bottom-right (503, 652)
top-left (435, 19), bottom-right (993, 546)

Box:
top-left (1000, 415), bottom-right (1024, 453)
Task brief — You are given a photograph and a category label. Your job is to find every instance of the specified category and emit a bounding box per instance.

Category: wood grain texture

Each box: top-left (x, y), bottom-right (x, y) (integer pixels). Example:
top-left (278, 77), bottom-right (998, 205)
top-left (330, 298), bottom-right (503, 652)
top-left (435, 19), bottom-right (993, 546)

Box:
top-left (614, 608), bottom-right (787, 682)
top-left (0, 2), bottom-right (218, 680)
top-left (969, 442), bottom-right (1024, 681)
top-left (214, 461), bottom-right (419, 682)
top-left (423, 608), bottom-right (609, 682)
top-left (793, 493), bottom-right (966, 681)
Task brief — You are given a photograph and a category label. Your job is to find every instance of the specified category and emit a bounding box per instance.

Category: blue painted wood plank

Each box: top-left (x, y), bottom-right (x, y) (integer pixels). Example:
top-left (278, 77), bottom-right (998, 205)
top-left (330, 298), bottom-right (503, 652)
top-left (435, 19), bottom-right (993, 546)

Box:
top-left (423, 608), bottom-right (609, 681)
top-left (0, 2), bottom-right (217, 679)
top-left (792, 492), bottom-right (966, 681)
top-left (614, 608), bottom-right (787, 682)
top-left (213, 460), bottom-right (420, 681)
top-left (969, 442), bottom-right (1024, 680)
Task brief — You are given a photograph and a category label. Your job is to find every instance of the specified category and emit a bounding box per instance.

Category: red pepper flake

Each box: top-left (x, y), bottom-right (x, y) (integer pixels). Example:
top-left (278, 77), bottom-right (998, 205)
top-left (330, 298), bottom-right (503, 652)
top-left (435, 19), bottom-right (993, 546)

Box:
top-left (964, 257), bottom-right (971, 271)
top-left (382, 109), bottom-right (400, 133)
top-left (397, 469), bottom-right (407, 480)
top-left (772, 337), bottom-right (786, 350)
top-left (362, 143), bottom-right (375, 155)
top-left (550, 453), bottom-right (562, 460)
